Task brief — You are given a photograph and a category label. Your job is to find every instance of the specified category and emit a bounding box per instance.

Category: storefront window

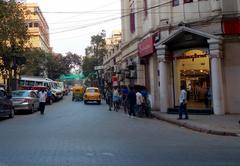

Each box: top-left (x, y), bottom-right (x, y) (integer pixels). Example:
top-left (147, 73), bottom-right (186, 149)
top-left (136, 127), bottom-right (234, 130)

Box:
top-left (174, 49), bottom-right (211, 109)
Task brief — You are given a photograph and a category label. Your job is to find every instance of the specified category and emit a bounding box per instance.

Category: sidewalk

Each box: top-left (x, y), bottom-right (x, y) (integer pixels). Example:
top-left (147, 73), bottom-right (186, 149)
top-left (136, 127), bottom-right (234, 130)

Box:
top-left (152, 111), bottom-right (240, 137)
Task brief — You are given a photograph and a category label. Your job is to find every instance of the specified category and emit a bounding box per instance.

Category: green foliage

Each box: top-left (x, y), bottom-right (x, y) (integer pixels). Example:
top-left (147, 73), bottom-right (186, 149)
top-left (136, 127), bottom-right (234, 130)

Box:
top-left (64, 52), bottom-right (82, 72)
top-left (82, 56), bottom-right (98, 77)
top-left (83, 31), bottom-right (107, 82)
top-left (0, 0), bottom-right (29, 78)
top-left (22, 48), bottom-right (82, 80)
top-left (0, 0), bottom-right (29, 55)
top-left (85, 32), bottom-right (107, 65)
top-left (21, 48), bottom-right (49, 76)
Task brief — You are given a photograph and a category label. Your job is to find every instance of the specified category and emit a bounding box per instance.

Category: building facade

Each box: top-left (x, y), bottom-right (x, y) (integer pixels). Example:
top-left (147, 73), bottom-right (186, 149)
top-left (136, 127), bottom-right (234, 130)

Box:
top-left (24, 3), bottom-right (51, 52)
top-left (103, 0), bottom-right (240, 115)
top-left (0, 3), bottom-right (51, 87)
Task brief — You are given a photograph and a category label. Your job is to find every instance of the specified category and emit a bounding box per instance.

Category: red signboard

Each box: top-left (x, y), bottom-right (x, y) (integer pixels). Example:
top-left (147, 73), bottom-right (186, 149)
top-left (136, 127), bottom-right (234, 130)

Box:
top-left (138, 36), bottom-right (155, 57)
top-left (223, 19), bottom-right (240, 34)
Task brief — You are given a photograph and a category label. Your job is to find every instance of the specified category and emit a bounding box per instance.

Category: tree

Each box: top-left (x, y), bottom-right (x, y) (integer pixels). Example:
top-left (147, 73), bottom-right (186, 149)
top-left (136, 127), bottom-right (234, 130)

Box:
top-left (83, 31), bottom-right (107, 84)
top-left (22, 49), bottom-right (83, 80)
top-left (82, 56), bottom-right (98, 77)
top-left (64, 52), bottom-right (82, 73)
top-left (85, 31), bottom-right (107, 65)
top-left (21, 48), bottom-right (49, 76)
top-left (0, 0), bottom-right (29, 90)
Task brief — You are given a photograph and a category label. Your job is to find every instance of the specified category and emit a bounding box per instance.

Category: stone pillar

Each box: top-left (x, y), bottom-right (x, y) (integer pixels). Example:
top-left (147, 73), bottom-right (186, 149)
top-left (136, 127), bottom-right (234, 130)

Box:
top-left (156, 45), bottom-right (170, 112)
top-left (208, 38), bottom-right (225, 115)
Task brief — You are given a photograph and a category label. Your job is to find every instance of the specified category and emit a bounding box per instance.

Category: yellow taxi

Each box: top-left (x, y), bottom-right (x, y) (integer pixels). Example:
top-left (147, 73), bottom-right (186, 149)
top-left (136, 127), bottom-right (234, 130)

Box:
top-left (83, 87), bottom-right (101, 104)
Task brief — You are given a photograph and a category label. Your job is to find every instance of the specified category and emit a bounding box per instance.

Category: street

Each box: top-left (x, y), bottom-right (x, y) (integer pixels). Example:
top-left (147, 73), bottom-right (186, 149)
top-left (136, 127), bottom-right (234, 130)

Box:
top-left (0, 95), bottom-right (240, 166)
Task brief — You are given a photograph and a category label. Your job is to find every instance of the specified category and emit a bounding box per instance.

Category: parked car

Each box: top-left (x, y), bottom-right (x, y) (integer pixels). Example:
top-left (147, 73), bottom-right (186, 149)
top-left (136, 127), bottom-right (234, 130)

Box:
top-left (83, 87), bottom-right (101, 104)
top-left (0, 88), bottom-right (14, 118)
top-left (19, 86), bottom-right (53, 105)
top-left (11, 90), bottom-right (39, 114)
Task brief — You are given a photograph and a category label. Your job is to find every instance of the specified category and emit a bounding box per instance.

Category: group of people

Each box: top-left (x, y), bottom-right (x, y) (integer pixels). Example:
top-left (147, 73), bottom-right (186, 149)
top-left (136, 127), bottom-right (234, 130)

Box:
top-left (105, 85), bottom-right (151, 118)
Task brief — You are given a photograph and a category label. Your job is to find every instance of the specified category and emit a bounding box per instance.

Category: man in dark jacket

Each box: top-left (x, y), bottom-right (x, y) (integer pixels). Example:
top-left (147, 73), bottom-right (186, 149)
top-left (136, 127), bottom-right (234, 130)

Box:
top-left (127, 86), bottom-right (136, 117)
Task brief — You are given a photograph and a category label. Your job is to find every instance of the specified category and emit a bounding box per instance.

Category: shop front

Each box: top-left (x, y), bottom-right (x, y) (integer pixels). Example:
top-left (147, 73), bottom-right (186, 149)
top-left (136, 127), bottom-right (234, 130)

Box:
top-left (138, 35), bottom-right (160, 110)
top-left (173, 49), bottom-right (211, 111)
top-left (155, 27), bottom-right (225, 115)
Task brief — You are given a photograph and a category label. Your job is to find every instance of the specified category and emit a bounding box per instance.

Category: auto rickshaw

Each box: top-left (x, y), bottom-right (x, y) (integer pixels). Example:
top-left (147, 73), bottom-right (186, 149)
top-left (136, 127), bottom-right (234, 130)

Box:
top-left (72, 85), bottom-right (85, 101)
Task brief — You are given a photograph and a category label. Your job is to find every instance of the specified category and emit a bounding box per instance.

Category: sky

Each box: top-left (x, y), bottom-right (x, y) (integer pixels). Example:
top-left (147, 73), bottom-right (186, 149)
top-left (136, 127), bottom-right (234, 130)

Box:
top-left (26, 0), bottom-right (121, 55)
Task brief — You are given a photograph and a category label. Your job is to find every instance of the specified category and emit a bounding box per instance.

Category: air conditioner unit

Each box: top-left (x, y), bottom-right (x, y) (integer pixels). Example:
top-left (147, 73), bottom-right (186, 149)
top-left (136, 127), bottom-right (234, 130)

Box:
top-left (130, 70), bottom-right (137, 79)
top-left (127, 58), bottom-right (133, 66)
top-left (125, 70), bottom-right (130, 79)
top-left (114, 65), bottom-right (120, 73)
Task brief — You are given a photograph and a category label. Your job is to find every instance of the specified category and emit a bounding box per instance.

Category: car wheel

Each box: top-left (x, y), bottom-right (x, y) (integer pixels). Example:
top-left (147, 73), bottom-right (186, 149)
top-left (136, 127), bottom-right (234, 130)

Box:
top-left (84, 100), bottom-right (87, 104)
top-left (9, 108), bottom-right (15, 118)
top-left (98, 101), bottom-right (101, 105)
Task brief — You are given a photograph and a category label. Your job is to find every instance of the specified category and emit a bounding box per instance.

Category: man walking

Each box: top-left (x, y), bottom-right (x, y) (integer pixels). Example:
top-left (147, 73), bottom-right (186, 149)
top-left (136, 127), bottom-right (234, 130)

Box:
top-left (106, 87), bottom-right (113, 111)
top-left (39, 89), bottom-right (47, 115)
top-left (178, 85), bottom-right (188, 120)
top-left (127, 86), bottom-right (136, 118)
top-left (136, 90), bottom-right (143, 117)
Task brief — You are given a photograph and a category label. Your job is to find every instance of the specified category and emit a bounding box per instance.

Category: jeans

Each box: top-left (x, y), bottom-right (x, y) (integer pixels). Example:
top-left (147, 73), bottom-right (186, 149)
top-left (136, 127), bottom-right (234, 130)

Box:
top-left (179, 103), bottom-right (188, 119)
top-left (129, 104), bottom-right (136, 116)
top-left (39, 102), bottom-right (46, 114)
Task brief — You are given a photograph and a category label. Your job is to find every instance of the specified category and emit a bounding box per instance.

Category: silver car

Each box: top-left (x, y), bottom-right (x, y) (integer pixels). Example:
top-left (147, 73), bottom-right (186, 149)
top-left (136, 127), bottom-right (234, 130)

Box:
top-left (11, 90), bottom-right (39, 114)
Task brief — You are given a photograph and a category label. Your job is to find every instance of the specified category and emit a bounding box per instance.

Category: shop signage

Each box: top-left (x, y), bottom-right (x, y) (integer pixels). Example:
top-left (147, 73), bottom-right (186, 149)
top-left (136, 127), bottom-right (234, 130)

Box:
top-left (223, 19), bottom-right (240, 34)
top-left (94, 66), bottom-right (104, 70)
top-left (112, 75), bottom-right (118, 86)
top-left (176, 49), bottom-right (208, 59)
top-left (138, 36), bottom-right (155, 57)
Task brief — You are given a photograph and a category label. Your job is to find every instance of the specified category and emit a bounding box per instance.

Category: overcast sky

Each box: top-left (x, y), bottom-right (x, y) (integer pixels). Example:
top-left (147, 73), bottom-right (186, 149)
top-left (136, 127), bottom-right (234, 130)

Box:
top-left (26, 0), bottom-right (121, 55)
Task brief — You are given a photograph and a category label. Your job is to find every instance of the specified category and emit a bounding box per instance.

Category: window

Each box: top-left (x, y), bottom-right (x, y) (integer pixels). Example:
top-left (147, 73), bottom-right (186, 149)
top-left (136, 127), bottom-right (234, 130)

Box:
top-left (130, 9), bottom-right (135, 33)
top-left (184, 0), bottom-right (193, 3)
top-left (34, 22), bottom-right (39, 27)
top-left (28, 22), bottom-right (33, 28)
top-left (173, 0), bottom-right (180, 6)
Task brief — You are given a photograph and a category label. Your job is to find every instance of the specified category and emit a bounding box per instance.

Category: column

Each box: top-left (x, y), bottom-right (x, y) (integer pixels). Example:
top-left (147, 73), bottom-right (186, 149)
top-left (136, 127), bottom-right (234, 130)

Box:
top-left (156, 44), bottom-right (170, 112)
top-left (208, 38), bottom-right (225, 115)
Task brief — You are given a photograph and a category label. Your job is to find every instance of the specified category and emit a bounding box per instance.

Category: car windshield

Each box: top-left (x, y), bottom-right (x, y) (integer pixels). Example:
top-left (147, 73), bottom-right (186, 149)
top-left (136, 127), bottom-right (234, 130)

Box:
top-left (12, 91), bottom-right (29, 97)
top-left (86, 89), bottom-right (98, 93)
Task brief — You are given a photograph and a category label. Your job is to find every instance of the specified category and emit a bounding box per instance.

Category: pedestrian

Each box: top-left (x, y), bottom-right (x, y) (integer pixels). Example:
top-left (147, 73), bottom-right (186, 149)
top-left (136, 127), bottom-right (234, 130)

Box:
top-left (141, 88), bottom-right (151, 117)
top-left (39, 89), bottom-right (47, 114)
top-left (106, 87), bottom-right (113, 111)
top-left (178, 85), bottom-right (188, 120)
top-left (127, 86), bottom-right (136, 118)
top-left (121, 86), bottom-right (129, 114)
top-left (136, 90), bottom-right (144, 117)
top-left (47, 86), bottom-right (53, 104)
top-left (112, 86), bottom-right (120, 111)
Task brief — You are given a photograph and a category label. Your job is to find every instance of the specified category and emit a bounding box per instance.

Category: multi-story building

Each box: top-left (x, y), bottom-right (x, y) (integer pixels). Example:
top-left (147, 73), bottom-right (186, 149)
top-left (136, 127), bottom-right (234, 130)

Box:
top-left (104, 30), bottom-right (122, 84)
top-left (103, 0), bottom-right (240, 115)
top-left (0, 3), bottom-right (50, 87)
top-left (24, 3), bottom-right (51, 52)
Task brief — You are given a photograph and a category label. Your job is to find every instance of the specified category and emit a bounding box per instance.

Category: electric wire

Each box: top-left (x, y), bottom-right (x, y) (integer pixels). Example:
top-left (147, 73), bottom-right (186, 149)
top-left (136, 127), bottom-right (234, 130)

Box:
top-left (37, 1), bottom-right (240, 36)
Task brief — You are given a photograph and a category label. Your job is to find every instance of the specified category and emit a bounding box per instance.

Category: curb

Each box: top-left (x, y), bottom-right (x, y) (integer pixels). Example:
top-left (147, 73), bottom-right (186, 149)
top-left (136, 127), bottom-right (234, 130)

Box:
top-left (152, 113), bottom-right (239, 137)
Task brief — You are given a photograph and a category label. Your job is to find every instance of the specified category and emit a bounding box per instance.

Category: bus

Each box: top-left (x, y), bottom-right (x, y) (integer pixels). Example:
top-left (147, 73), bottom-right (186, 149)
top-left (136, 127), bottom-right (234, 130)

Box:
top-left (19, 76), bottom-right (63, 101)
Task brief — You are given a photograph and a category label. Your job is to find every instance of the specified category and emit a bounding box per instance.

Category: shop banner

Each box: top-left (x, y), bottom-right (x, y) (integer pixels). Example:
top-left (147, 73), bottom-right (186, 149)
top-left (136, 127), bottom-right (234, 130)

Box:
top-left (138, 36), bottom-right (155, 57)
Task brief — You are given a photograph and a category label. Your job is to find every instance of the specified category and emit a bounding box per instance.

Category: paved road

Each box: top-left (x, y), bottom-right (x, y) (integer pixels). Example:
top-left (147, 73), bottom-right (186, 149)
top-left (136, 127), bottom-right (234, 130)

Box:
top-left (0, 95), bottom-right (240, 166)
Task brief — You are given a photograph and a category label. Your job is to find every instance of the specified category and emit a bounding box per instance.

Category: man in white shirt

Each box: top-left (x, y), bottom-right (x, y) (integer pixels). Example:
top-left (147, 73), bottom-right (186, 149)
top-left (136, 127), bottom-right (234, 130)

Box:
top-left (136, 91), bottom-right (143, 116)
top-left (39, 89), bottom-right (47, 114)
top-left (178, 85), bottom-right (188, 120)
